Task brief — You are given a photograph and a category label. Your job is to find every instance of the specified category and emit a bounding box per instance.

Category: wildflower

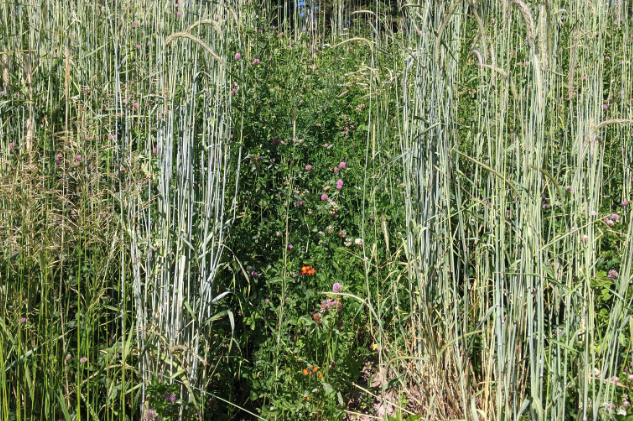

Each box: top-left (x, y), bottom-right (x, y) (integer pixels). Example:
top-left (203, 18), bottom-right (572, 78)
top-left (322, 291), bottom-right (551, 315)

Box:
top-left (629, 375), bottom-right (633, 382)
top-left (542, 204), bottom-right (549, 209)
top-left (253, 58), bottom-right (260, 64)
top-left (594, 367), bottom-right (602, 378)
top-left (133, 102), bottom-right (139, 110)
top-left (234, 53), bottom-right (241, 60)
top-left (582, 235), bottom-right (589, 242)
top-left (230, 88), bottom-right (238, 94)
top-left (339, 161), bottom-right (346, 169)
top-left (566, 186), bottom-right (572, 192)
top-left (608, 270), bottom-right (619, 279)
top-left (264, 298), bottom-right (270, 304)
top-left (344, 238), bottom-right (352, 247)
top-left (321, 194), bottom-right (328, 201)
top-left (611, 213), bottom-right (620, 221)
top-left (305, 164), bottom-right (312, 170)
top-left (301, 266), bottom-right (315, 276)
top-left (147, 41), bottom-right (151, 46)
top-left (318, 372), bottom-right (323, 378)
top-left (312, 366), bottom-right (318, 372)
top-left (303, 368), bottom-right (309, 376)
top-left (324, 143), bottom-right (328, 147)
top-left (120, 167), bottom-right (125, 173)
top-left (334, 167), bottom-right (339, 172)
top-left (251, 271), bottom-right (258, 277)
top-left (354, 238), bottom-right (363, 247)
top-left (607, 219), bottom-right (615, 226)
top-left (136, 44), bottom-right (141, 50)
top-left (176, 11), bottom-right (181, 17)
top-left (338, 230), bottom-right (347, 238)
top-left (163, 393), bottom-right (177, 403)
top-left (8, 142), bottom-right (14, 150)
top-left (332, 282), bottom-right (342, 293)
top-left (80, 357), bottom-right (88, 363)
top-left (623, 201), bottom-right (629, 207)
top-left (591, 210), bottom-right (597, 216)
top-left (336, 180), bottom-right (343, 190)
top-left (602, 104), bottom-right (608, 110)
top-left (317, 231), bottom-right (325, 236)
top-left (506, 209), bottom-right (511, 217)
top-left (280, 140), bottom-right (285, 145)
top-left (65, 354), bottom-right (72, 361)
top-left (144, 409), bottom-right (157, 421)
top-left (287, 244), bottom-right (293, 250)
top-left (152, 146), bottom-right (158, 154)
top-left (326, 225), bottom-right (334, 234)
top-left (611, 376), bottom-right (620, 383)
top-left (606, 56), bottom-right (611, 61)
top-left (297, 201), bottom-right (304, 206)
top-left (20, 317), bottom-right (26, 323)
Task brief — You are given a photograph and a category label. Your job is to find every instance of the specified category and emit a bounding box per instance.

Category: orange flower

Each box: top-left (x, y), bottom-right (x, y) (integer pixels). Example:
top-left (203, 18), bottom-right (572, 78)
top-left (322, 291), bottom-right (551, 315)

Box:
top-left (312, 366), bottom-right (318, 372)
top-left (304, 397), bottom-right (310, 401)
top-left (301, 265), bottom-right (315, 276)
top-left (302, 368), bottom-right (309, 376)
top-left (317, 372), bottom-right (323, 378)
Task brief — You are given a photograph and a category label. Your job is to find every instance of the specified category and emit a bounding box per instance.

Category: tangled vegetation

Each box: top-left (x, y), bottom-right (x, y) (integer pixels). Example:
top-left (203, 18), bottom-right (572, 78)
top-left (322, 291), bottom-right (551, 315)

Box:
top-left (2, 1), bottom-right (633, 420)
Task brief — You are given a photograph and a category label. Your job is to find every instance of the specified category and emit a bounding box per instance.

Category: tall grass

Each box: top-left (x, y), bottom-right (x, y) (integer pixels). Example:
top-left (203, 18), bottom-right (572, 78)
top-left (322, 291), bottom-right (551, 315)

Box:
top-left (401, 0), bottom-right (633, 419)
top-left (1, 0), bottom-right (237, 419)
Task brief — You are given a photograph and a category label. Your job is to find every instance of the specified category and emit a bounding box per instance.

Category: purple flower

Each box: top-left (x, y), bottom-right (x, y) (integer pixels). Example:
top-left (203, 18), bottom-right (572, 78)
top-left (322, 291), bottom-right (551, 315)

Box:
top-left (336, 179), bottom-right (343, 190)
top-left (264, 298), bottom-right (270, 304)
top-left (602, 104), bottom-right (608, 110)
top-left (75, 155), bottom-right (82, 161)
top-left (8, 142), bottom-right (14, 150)
top-left (133, 102), bottom-right (139, 110)
top-left (152, 146), bottom-right (158, 154)
top-left (136, 44), bottom-right (141, 50)
top-left (608, 269), bottom-right (619, 279)
top-left (120, 167), bottom-right (125, 173)
top-left (305, 164), bottom-right (312, 170)
top-left (163, 393), bottom-right (177, 403)
top-left (250, 271), bottom-right (258, 277)
top-left (253, 58), bottom-right (260, 64)
top-left (542, 204), bottom-right (549, 209)
top-left (297, 201), bottom-right (304, 206)
top-left (65, 354), bottom-right (72, 361)
top-left (230, 88), bottom-right (238, 95)
top-left (324, 143), bottom-right (328, 147)
top-left (144, 409), bottom-right (157, 421)
top-left (623, 200), bottom-right (629, 207)
top-left (565, 186), bottom-right (572, 192)
top-left (176, 11), bottom-right (182, 18)
top-left (333, 167), bottom-right (339, 172)
top-left (287, 244), bottom-right (293, 250)
top-left (80, 357), bottom-right (88, 363)
top-left (234, 53), bottom-right (241, 60)
top-left (332, 282), bottom-right (343, 293)
top-left (321, 194), bottom-right (328, 201)
top-left (339, 161), bottom-right (346, 169)
top-left (607, 219), bottom-right (615, 226)
top-left (582, 235), bottom-right (588, 242)
top-left (20, 317), bottom-right (26, 323)
top-left (611, 213), bottom-right (620, 221)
